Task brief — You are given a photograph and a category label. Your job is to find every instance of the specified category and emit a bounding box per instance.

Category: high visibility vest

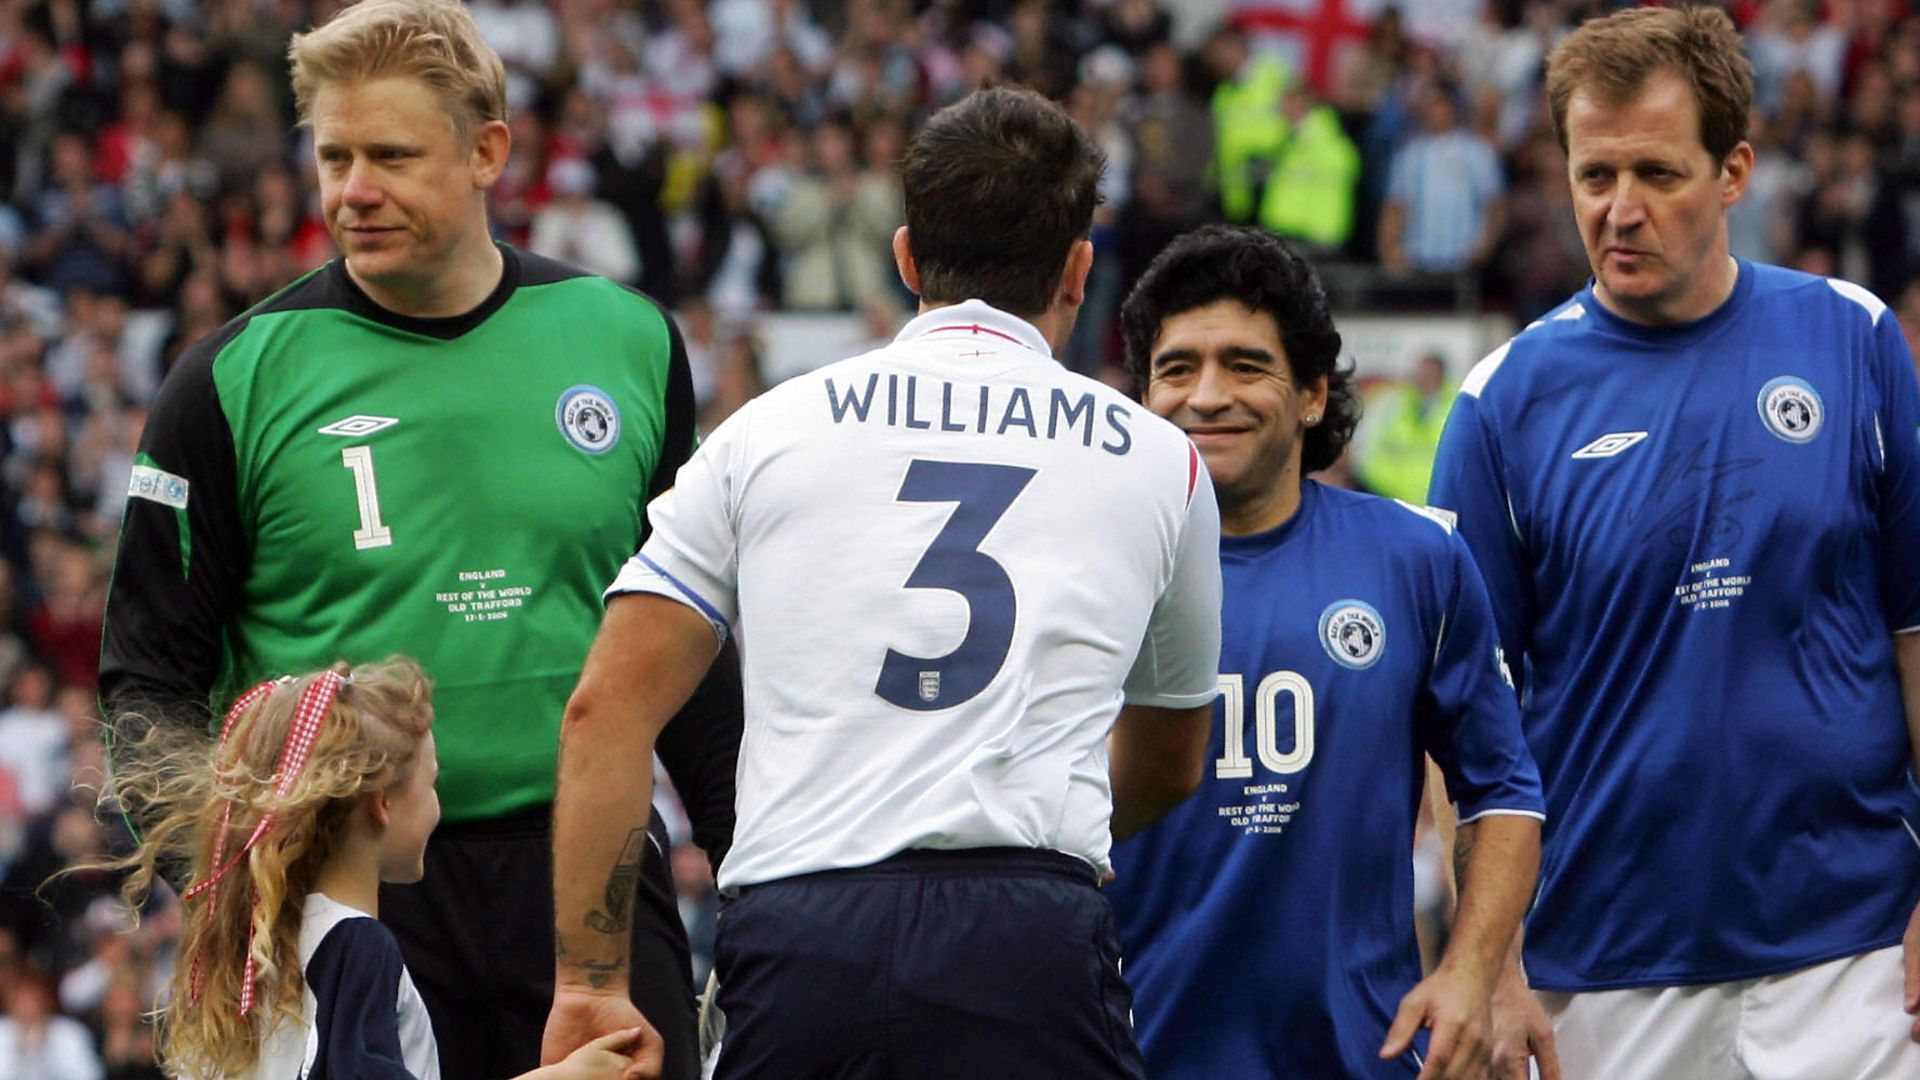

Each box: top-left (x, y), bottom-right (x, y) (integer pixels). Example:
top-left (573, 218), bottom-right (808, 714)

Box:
top-left (1258, 105), bottom-right (1360, 249)
top-left (1355, 382), bottom-right (1458, 504)
top-left (1211, 56), bottom-right (1290, 223)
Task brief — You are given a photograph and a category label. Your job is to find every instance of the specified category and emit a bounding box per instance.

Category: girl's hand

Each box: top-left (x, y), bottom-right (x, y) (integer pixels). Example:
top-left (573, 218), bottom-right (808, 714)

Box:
top-left (546, 1023), bottom-right (664, 1080)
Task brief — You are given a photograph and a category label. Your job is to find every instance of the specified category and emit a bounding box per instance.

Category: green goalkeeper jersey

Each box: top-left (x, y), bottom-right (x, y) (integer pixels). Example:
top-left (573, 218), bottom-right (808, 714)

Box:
top-left (102, 247), bottom-right (702, 821)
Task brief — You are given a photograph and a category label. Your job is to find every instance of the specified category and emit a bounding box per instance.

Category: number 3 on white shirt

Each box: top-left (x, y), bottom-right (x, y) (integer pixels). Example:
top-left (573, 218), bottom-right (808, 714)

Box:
top-left (875, 459), bottom-right (1036, 712)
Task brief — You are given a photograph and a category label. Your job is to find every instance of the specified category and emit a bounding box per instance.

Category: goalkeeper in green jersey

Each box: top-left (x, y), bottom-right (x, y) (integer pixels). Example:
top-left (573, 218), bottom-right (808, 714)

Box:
top-left (98, 3), bottom-right (740, 1078)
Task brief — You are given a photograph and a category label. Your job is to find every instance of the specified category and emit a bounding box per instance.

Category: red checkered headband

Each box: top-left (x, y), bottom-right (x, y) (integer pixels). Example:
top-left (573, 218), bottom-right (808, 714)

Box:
top-left (181, 670), bottom-right (347, 1016)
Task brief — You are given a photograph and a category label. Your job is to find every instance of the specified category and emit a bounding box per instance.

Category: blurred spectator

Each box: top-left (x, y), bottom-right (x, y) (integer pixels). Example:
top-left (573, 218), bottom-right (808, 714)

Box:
top-left (24, 539), bottom-right (103, 693)
top-left (0, 252), bottom-right (61, 341)
top-left (711, 0), bottom-right (833, 80)
top-left (1751, 0), bottom-right (1847, 110)
top-left (531, 158), bottom-right (641, 285)
top-left (471, 0), bottom-right (561, 109)
top-left (1730, 106), bottom-right (1798, 266)
top-left (1103, 0), bottom-right (1171, 56)
top-left (676, 296), bottom-right (723, 410)
top-left (485, 106), bottom-right (551, 247)
top-left (771, 117), bottom-right (900, 311)
top-left (690, 154), bottom-right (782, 319)
top-left (0, 665), bottom-right (65, 821)
top-left (1351, 352), bottom-right (1457, 504)
top-left (0, 969), bottom-right (102, 1080)
top-left (761, 43), bottom-right (836, 132)
top-left (1797, 128), bottom-right (1909, 300)
top-left (1500, 132), bottom-right (1590, 321)
top-left (1898, 277), bottom-right (1920, 379)
top-left (650, 0), bottom-right (721, 111)
top-left (24, 133), bottom-right (130, 296)
top-left (1457, 0), bottom-right (1560, 153)
top-left (1334, 4), bottom-right (1411, 117)
top-left (1118, 42), bottom-right (1212, 287)
top-left (699, 331), bottom-right (766, 433)
top-left (55, 928), bottom-right (126, 1017)
top-left (1005, 0), bottom-right (1078, 100)
top-left (1378, 81), bottom-right (1505, 274)
top-left (95, 972), bottom-right (163, 1080)
top-left (158, 271), bottom-right (226, 371)
top-left (45, 290), bottom-right (158, 408)
top-left (1063, 57), bottom-right (1133, 373)
top-left (1258, 80), bottom-right (1360, 255)
top-left (1770, 67), bottom-right (1829, 157)
top-left (828, 0), bottom-right (920, 116)
top-left (196, 62), bottom-right (288, 197)
top-left (1206, 25), bottom-right (1289, 224)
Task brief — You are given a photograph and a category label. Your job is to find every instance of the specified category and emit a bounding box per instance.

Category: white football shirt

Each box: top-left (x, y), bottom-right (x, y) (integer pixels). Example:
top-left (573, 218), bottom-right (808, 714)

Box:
top-left (609, 300), bottom-right (1222, 891)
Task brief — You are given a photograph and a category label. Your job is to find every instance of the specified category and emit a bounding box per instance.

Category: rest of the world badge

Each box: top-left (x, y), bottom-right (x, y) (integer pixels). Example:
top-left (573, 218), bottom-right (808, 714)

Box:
top-left (1319, 600), bottom-right (1386, 670)
top-left (1755, 376), bottom-right (1823, 444)
top-left (556, 385), bottom-right (621, 455)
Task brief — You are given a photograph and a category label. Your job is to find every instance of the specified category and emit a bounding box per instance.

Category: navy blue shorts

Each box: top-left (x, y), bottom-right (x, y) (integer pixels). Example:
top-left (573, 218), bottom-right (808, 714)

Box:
top-left (712, 848), bottom-right (1145, 1080)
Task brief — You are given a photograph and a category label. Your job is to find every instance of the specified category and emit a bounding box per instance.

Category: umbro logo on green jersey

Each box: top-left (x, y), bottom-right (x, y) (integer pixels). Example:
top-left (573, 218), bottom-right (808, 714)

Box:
top-left (318, 415), bottom-right (399, 437)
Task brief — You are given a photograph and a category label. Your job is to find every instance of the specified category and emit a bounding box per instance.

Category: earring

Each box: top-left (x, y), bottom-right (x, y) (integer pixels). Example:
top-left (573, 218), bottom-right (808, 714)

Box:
top-left (1304, 413), bottom-right (1321, 425)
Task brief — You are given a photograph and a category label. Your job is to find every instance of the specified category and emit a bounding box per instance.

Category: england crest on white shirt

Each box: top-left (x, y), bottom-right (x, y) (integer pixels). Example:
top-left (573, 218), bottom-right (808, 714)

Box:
top-left (1756, 376), bottom-right (1823, 444)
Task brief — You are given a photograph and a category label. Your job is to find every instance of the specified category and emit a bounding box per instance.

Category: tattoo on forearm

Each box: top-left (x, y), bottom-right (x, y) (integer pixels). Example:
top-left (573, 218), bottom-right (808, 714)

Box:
top-left (579, 956), bottom-right (626, 990)
top-left (584, 828), bottom-right (646, 934)
top-left (1453, 822), bottom-right (1479, 891)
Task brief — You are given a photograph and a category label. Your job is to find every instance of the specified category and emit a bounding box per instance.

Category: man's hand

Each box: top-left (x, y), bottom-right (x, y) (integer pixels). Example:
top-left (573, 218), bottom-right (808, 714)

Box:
top-left (1903, 896), bottom-right (1920, 1042)
top-left (542, 988), bottom-right (649, 1071)
top-left (1488, 962), bottom-right (1560, 1079)
top-left (1380, 964), bottom-right (1491, 1080)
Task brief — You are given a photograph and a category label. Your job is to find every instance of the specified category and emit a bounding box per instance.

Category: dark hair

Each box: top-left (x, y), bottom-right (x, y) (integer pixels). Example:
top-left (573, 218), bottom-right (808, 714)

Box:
top-left (1547, 5), bottom-right (1753, 166)
top-left (1121, 226), bottom-right (1359, 474)
top-left (899, 86), bottom-right (1105, 317)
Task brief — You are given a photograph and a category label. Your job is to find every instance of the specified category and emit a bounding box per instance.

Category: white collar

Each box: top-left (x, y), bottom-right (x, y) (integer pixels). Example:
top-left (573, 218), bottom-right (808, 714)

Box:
top-left (893, 299), bottom-right (1054, 358)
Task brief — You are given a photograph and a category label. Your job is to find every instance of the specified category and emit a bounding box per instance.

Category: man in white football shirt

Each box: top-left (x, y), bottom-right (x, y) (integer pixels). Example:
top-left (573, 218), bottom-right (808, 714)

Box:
top-left (540, 87), bottom-right (1222, 1079)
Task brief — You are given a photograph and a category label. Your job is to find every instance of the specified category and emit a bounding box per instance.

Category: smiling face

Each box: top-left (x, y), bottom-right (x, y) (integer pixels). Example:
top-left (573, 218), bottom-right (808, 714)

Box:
top-left (1566, 69), bottom-right (1752, 325)
top-left (312, 75), bottom-right (506, 315)
top-left (1143, 299), bottom-right (1327, 534)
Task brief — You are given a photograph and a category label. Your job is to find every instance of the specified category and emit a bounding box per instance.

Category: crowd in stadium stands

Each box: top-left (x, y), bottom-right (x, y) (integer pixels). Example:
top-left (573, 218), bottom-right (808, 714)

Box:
top-left (2, 0), bottom-right (1920, 1072)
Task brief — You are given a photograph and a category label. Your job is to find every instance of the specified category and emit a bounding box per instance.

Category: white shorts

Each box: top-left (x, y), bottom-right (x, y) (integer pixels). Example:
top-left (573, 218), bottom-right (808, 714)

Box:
top-left (1539, 944), bottom-right (1920, 1080)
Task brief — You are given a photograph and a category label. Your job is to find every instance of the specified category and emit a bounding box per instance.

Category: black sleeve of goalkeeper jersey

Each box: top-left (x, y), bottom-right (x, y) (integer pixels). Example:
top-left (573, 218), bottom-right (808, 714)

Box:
top-left (99, 323), bottom-right (252, 755)
top-left (656, 636), bottom-right (742, 875)
top-left (644, 291), bottom-right (696, 508)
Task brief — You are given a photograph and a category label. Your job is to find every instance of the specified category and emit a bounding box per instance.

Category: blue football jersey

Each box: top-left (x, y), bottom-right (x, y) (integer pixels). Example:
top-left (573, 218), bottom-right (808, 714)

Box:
top-left (1106, 482), bottom-right (1545, 1079)
top-left (1429, 262), bottom-right (1920, 992)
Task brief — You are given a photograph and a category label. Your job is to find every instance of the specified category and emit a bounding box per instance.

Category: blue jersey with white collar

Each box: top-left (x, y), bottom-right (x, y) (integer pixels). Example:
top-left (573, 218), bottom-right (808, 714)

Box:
top-left (1429, 261), bottom-right (1920, 991)
top-left (1106, 482), bottom-right (1544, 1079)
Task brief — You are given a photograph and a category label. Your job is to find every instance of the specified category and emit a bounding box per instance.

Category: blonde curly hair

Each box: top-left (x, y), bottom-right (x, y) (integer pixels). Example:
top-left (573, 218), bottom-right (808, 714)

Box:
top-left (105, 656), bottom-right (434, 1078)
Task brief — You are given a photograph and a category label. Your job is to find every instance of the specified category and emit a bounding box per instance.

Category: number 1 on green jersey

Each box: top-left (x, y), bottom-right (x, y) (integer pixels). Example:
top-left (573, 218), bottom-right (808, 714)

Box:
top-left (341, 445), bottom-right (393, 550)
